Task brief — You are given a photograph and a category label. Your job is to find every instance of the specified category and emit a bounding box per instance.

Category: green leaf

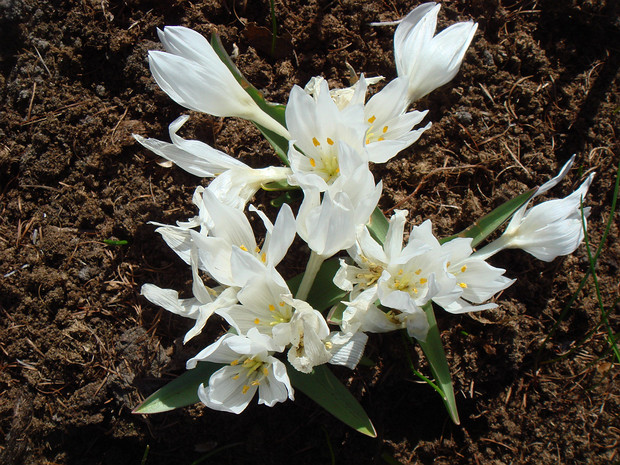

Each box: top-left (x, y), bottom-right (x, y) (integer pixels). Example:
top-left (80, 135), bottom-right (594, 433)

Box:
top-left (326, 301), bottom-right (347, 325)
top-left (133, 362), bottom-right (221, 414)
top-left (441, 188), bottom-right (536, 247)
top-left (417, 304), bottom-right (460, 424)
top-left (287, 258), bottom-right (348, 312)
top-left (261, 179), bottom-right (298, 191)
top-left (287, 363), bottom-right (377, 437)
top-left (367, 207), bottom-right (389, 244)
top-left (210, 34), bottom-right (289, 164)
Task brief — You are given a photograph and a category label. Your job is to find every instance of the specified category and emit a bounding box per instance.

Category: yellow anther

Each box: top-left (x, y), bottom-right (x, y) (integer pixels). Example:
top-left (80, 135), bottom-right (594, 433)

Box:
top-left (268, 304), bottom-right (276, 312)
top-left (326, 137), bottom-right (334, 145)
top-left (420, 278), bottom-right (427, 284)
top-left (325, 341), bottom-right (333, 349)
top-left (446, 261), bottom-right (451, 268)
top-left (415, 269), bottom-right (422, 275)
top-left (255, 246), bottom-right (261, 253)
top-left (309, 158), bottom-right (316, 167)
top-left (240, 245), bottom-right (248, 252)
top-left (413, 288), bottom-right (419, 294)
top-left (459, 282), bottom-right (468, 288)
top-left (365, 138), bottom-right (370, 145)
top-left (368, 115), bottom-right (376, 124)
top-left (232, 374), bottom-right (240, 380)
top-left (262, 367), bottom-right (269, 376)
top-left (461, 265), bottom-right (467, 273)
top-left (230, 359), bottom-right (239, 366)
top-left (254, 318), bottom-right (260, 325)
top-left (335, 167), bottom-right (340, 174)
top-left (279, 301), bottom-right (285, 306)
top-left (382, 125), bottom-right (388, 133)
top-left (398, 269), bottom-right (404, 275)
top-left (378, 136), bottom-right (385, 141)
top-left (251, 380), bottom-right (260, 386)
top-left (312, 137), bottom-right (320, 147)
top-left (242, 385), bottom-right (250, 394)
top-left (261, 252), bottom-right (266, 263)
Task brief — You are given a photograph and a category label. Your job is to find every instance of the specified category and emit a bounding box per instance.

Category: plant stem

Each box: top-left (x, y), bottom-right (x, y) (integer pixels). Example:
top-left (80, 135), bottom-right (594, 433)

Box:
top-left (296, 251), bottom-right (326, 301)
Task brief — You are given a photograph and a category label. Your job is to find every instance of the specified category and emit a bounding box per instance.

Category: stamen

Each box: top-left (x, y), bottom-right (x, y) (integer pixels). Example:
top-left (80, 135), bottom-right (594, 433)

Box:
top-left (378, 136), bottom-right (385, 141)
top-left (415, 269), bottom-right (422, 275)
top-left (309, 158), bottom-right (316, 167)
top-left (230, 359), bottom-right (239, 366)
top-left (459, 282), bottom-right (468, 288)
top-left (398, 269), bottom-right (403, 275)
top-left (239, 245), bottom-right (248, 252)
top-left (460, 265), bottom-right (467, 273)
top-left (420, 278), bottom-right (427, 284)
top-left (261, 252), bottom-right (266, 263)
top-left (326, 137), bottom-right (334, 145)
top-left (251, 380), bottom-right (260, 386)
top-left (365, 138), bottom-right (370, 145)
top-left (312, 137), bottom-right (320, 147)
top-left (254, 246), bottom-right (261, 253)
top-left (262, 367), bottom-right (269, 376)
top-left (242, 385), bottom-right (250, 394)
top-left (382, 125), bottom-right (388, 133)
top-left (278, 301), bottom-right (285, 306)
top-left (413, 288), bottom-right (418, 294)
top-left (368, 115), bottom-right (376, 124)
top-left (324, 341), bottom-right (333, 350)
top-left (268, 304), bottom-right (276, 312)
top-left (254, 318), bottom-right (260, 325)
top-left (232, 374), bottom-right (239, 380)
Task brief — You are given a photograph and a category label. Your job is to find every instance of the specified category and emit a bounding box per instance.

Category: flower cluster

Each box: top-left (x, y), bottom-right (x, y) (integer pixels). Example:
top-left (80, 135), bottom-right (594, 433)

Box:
top-left (136, 3), bottom-right (593, 416)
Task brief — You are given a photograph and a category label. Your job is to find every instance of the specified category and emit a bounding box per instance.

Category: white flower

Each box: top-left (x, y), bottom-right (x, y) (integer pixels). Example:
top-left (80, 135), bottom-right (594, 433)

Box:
top-left (337, 211), bottom-right (513, 339)
top-left (187, 328), bottom-right (294, 414)
top-left (134, 116), bottom-right (291, 209)
top-left (302, 76), bottom-right (431, 164)
top-left (286, 80), bottom-right (367, 191)
top-left (218, 273), bottom-right (294, 340)
top-left (150, 26), bottom-right (290, 139)
top-left (189, 190), bottom-right (296, 287)
top-left (393, 3), bottom-right (478, 103)
top-left (475, 156), bottom-right (595, 262)
top-left (325, 331), bottom-right (369, 369)
top-left (362, 77), bottom-right (431, 163)
top-left (272, 297), bottom-right (332, 373)
top-left (295, 142), bottom-right (382, 257)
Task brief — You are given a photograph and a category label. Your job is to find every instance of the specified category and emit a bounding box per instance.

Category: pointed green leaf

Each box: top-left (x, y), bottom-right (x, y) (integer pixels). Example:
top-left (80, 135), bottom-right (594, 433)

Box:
top-left (367, 207), bottom-right (389, 244)
top-left (441, 188), bottom-right (536, 247)
top-left (287, 363), bottom-right (377, 437)
top-left (417, 304), bottom-right (460, 424)
top-left (287, 258), bottom-right (348, 312)
top-left (261, 179), bottom-right (298, 191)
top-left (133, 362), bottom-right (221, 414)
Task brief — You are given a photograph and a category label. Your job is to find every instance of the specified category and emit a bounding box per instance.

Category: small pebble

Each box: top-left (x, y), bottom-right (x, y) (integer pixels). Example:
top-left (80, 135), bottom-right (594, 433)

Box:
top-left (456, 111), bottom-right (473, 125)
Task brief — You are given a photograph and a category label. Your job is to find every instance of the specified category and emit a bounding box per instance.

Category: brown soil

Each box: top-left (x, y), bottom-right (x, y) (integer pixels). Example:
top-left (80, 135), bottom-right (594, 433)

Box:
top-left (1, 0), bottom-right (619, 464)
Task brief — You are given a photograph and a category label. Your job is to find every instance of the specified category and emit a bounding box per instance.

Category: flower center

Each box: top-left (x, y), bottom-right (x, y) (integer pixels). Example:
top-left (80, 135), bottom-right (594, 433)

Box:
top-left (308, 136), bottom-right (340, 182)
top-left (230, 356), bottom-right (270, 394)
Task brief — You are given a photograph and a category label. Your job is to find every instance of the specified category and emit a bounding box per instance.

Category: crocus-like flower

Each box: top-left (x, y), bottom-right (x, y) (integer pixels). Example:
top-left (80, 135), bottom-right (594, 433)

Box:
top-left (150, 26), bottom-right (290, 139)
top-left (294, 142), bottom-right (382, 257)
top-left (187, 328), bottom-right (294, 414)
top-left (272, 296), bottom-right (332, 373)
top-left (393, 2), bottom-right (478, 103)
top-left (474, 156), bottom-right (595, 262)
top-left (336, 211), bottom-right (513, 340)
top-left (302, 75), bottom-right (431, 164)
top-left (134, 116), bottom-right (291, 209)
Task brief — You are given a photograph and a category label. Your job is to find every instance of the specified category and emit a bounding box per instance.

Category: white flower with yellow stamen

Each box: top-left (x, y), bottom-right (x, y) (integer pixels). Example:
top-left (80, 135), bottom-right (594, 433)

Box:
top-left (218, 273), bottom-right (294, 341)
top-left (187, 328), bottom-right (294, 414)
top-left (272, 296), bottom-right (332, 373)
